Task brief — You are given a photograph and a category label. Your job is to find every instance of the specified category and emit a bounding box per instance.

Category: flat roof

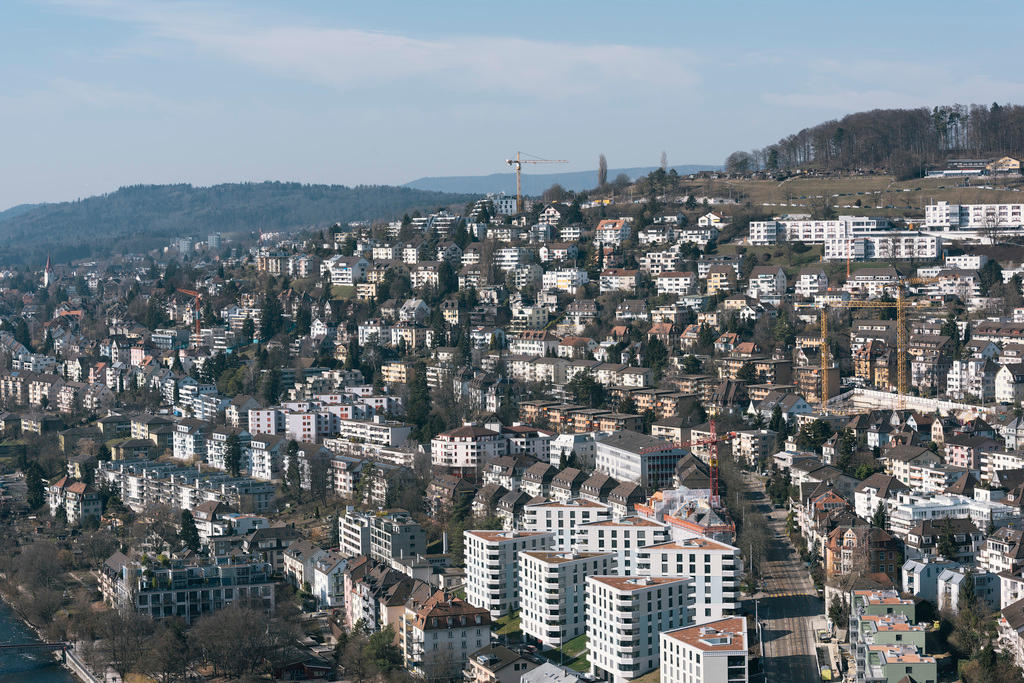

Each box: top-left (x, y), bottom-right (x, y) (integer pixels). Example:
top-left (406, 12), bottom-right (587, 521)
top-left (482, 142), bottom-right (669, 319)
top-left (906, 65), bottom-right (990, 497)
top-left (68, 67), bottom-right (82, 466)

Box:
top-left (587, 575), bottom-right (689, 592)
top-left (521, 550), bottom-right (616, 565)
top-left (663, 617), bottom-right (747, 653)
top-left (465, 530), bottom-right (554, 543)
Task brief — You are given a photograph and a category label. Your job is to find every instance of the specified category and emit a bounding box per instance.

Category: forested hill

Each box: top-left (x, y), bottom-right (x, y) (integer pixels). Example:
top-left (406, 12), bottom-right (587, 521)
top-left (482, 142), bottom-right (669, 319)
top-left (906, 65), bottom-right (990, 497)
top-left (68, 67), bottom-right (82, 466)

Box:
top-left (725, 103), bottom-right (1024, 178)
top-left (0, 182), bottom-right (477, 265)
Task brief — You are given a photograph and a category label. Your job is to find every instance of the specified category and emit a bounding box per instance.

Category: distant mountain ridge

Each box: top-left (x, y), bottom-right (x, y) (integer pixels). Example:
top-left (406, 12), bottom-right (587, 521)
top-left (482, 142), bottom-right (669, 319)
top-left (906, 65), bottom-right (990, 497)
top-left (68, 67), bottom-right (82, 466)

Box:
top-left (404, 164), bottom-right (720, 195)
top-left (0, 182), bottom-right (477, 265)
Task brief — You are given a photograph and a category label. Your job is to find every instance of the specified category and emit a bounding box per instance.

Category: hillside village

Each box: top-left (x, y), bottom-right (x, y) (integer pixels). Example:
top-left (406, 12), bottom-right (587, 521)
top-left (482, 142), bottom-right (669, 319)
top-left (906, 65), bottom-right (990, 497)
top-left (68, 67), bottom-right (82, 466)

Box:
top-left (8, 162), bottom-right (1024, 682)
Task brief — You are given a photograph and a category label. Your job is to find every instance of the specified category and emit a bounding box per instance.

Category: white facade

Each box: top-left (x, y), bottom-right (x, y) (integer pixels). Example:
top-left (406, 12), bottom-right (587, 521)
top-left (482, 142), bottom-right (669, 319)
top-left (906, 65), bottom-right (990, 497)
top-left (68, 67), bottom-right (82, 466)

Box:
top-left (586, 576), bottom-right (693, 683)
top-left (660, 618), bottom-right (748, 683)
top-left (635, 537), bottom-right (742, 624)
top-left (925, 201), bottom-right (1024, 229)
top-left (430, 425), bottom-right (507, 472)
top-left (523, 499), bottom-right (612, 550)
top-left (464, 530), bottom-right (555, 618)
top-left (519, 550), bottom-right (615, 648)
top-left (573, 517), bottom-right (670, 574)
top-left (542, 269), bottom-right (589, 292)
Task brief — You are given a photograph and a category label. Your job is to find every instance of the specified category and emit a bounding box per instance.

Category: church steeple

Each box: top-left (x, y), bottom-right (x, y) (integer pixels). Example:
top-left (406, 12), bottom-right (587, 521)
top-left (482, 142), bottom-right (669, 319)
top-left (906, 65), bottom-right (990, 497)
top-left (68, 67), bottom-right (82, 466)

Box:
top-left (43, 254), bottom-right (52, 287)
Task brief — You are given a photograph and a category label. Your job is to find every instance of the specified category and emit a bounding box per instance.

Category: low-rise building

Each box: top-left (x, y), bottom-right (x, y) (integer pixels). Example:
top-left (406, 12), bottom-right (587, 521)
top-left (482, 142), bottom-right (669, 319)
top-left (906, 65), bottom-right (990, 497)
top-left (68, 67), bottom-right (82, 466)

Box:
top-left (660, 617), bottom-right (748, 683)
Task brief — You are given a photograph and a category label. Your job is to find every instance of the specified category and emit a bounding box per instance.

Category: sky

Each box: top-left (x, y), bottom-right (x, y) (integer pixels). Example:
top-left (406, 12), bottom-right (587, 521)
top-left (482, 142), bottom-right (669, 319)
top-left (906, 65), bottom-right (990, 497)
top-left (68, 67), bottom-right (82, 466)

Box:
top-left (2, 0), bottom-right (1024, 209)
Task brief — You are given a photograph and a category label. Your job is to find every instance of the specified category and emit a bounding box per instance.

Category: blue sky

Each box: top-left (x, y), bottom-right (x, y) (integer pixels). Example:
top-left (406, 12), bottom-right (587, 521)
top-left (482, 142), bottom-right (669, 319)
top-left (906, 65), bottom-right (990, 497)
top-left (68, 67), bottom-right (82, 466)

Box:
top-left (1, 0), bottom-right (1023, 209)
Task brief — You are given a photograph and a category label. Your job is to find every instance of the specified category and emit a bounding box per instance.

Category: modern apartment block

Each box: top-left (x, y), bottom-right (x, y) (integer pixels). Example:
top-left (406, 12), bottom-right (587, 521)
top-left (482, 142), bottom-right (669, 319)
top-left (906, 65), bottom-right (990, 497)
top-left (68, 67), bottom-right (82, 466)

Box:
top-left (338, 508), bottom-right (426, 563)
top-left (519, 550), bottom-right (615, 648)
top-left (849, 589), bottom-right (937, 683)
top-left (522, 499), bottom-right (612, 549)
top-left (464, 529), bottom-right (555, 618)
top-left (586, 575), bottom-right (694, 683)
top-left (573, 517), bottom-right (670, 574)
top-left (660, 617), bottom-right (748, 683)
top-left (99, 551), bottom-right (274, 624)
top-left (635, 537), bottom-right (742, 623)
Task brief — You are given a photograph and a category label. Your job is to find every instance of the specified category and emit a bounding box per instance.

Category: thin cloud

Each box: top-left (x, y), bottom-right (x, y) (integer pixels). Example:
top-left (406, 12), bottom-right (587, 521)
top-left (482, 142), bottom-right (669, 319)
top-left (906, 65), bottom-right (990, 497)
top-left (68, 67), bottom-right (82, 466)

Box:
top-left (48, 0), bottom-right (700, 98)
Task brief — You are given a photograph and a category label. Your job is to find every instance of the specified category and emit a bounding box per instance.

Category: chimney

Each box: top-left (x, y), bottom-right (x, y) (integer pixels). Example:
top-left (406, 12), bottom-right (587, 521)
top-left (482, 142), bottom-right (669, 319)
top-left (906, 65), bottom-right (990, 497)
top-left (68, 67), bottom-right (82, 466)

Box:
top-left (443, 531), bottom-right (449, 554)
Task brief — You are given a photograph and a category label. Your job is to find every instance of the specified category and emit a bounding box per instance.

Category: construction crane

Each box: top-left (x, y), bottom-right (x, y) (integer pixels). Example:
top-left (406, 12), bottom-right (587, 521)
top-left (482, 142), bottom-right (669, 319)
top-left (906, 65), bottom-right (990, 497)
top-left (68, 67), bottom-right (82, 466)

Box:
top-left (177, 289), bottom-right (203, 346)
top-left (819, 276), bottom-right (942, 411)
top-left (505, 152), bottom-right (567, 214)
top-left (674, 420), bottom-right (738, 509)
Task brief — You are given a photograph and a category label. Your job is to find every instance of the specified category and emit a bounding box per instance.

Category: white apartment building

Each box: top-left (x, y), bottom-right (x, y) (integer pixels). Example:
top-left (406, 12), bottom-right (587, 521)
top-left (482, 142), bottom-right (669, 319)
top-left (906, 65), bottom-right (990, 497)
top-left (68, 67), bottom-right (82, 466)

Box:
top-left (660, 618), bottom-right (748, 683)
top-left (823, 232), bottom-right (941, 262)
top-left (574, 517), bottom-right (670, 574)
top-left (655, 271), bottom-right (697, 296)
top-left (523, 499), bottom-right (612, 550)
top-left (746, 266), bottom-right (786, 299)
top-left (519, 550), bottom-right (615, 649)
top-left (542, 269), bottom-right (589, 292)
top-left (248, 408), bottom-right (282, 435)
top-left (595, 218), bottom-right (632, 245)
top-left (888, 491), bottom-right (1022, 539)
top-left (586, 576), bottom-right (694, 683)
top-left (947, 358), bottom-right (997, 401)
top-left (635, 537), bottom-right (742, 623)
top-left (430, 425), bottom-right (508, 475)
top-left (925, 201), bottom-right (1024, 230)
top-left (464, 530), bottom-right (555, 618)
top-left (748, 215), bottom-right (891, 246)
top-left (599, 269), bottom-right (639, 294)
top-left (795, 268), bottom-right (827, 298)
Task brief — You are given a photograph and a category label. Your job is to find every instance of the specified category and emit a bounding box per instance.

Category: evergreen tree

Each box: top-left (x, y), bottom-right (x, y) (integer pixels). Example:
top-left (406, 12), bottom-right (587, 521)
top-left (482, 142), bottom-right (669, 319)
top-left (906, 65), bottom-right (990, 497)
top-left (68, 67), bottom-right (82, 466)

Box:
top-left (285, 440), bottom-right (301, 491)
top-left (262, 368), bottom-right (281, 405)
top-left (26, 465), bottom-right (45, 509)
top-left (295, 305), bottom-right (312, 336)
top-left (225, 433), bottom-right (242, 477)
top-left (406, 362), bottom-right (432, 442)
top-left (871, 502), bottom-right (887, 529)
top-left (736, 361), bottom-right (758, 383)
top-left (179, 509), bottom-right (200, 551)
top-left (240, 317), bottom-right (255, 344)
top-left (618, 396), bottom-right (638, 415)
top-left (768, 405), bottom-right (784, 433)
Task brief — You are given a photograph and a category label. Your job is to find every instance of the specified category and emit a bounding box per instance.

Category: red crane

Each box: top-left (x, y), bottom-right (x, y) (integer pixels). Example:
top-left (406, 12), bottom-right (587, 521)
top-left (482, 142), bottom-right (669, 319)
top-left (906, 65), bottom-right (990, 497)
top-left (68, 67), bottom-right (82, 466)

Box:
top-left (177, 289), bottom-right (203, 346)
top-left (675, 420), bottom-right (737, 509)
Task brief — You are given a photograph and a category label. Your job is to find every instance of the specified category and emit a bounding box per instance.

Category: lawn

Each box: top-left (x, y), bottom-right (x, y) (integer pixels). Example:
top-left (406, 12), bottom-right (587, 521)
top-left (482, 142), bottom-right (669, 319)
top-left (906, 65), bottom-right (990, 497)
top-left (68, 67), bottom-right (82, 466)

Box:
top-left (494, 611), bottom-right (521, 636)
top-left (542, 634), bottom-right (589, 673)
top-left (631, 669), bottom-right (661, 683)
top-left (331, 284), bottom-right (356, 299)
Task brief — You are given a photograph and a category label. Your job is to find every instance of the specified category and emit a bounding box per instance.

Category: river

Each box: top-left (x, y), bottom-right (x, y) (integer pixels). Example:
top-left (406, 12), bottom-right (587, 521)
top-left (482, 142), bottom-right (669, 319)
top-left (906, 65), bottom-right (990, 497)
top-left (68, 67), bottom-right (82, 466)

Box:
top-left (0, 603), bottom-right (75, 682)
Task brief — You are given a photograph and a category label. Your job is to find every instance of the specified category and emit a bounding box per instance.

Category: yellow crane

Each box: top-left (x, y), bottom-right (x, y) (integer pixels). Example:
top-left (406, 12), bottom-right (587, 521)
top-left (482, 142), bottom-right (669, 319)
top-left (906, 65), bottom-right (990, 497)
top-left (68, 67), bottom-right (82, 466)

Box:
top-left (819, 277), bottom-right (943, 412)
top-left (505, 152), bottom-right (568, 214)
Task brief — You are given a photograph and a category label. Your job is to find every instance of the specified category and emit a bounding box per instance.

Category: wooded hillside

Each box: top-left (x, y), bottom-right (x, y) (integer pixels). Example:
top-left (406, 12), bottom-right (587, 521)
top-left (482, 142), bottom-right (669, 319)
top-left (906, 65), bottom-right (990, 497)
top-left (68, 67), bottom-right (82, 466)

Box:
top-left (726, 103), bottom-right (1024, 178)
top-left (0, 182), bottom-right (476, 265)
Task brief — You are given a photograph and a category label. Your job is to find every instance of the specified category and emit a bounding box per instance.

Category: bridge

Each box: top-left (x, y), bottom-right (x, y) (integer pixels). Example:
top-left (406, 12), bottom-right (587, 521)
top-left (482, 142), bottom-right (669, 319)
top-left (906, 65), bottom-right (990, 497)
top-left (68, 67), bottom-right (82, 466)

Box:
top-left (0, 641), bottom-right (72, 655)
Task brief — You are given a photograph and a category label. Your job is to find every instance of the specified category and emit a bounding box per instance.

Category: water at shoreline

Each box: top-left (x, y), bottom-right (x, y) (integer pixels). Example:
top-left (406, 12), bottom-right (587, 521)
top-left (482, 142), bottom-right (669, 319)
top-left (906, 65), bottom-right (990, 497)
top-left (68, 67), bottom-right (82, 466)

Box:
top-left (0, 603), bottom-right (75, 681)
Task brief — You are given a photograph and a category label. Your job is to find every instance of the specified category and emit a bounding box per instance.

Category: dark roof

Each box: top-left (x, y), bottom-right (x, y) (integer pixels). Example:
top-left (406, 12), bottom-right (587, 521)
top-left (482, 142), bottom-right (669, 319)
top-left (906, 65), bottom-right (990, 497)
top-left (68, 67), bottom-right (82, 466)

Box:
top-left (468, 644), bottom-right (525, 673)
top-left (1003, 596), bottom-right (1024, 631)
top-left (854, 473), bottom-right (910, 498)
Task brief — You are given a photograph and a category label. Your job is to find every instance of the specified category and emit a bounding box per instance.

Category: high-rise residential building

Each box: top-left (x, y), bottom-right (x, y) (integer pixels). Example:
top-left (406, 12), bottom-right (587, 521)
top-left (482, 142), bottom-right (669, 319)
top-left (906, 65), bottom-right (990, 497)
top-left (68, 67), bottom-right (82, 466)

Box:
top-left (586, 576), bottom-right (693, 683)
top-left (573, 517), bottom-right (670, 574)
top-left (522, 499), bottom-right (612, 549)
top-left (635, 537), bottom-right (743, 623)
top-left (519, 550), bottom-right (615, 648)
top-left (465, 529), bottom-right (555, 618)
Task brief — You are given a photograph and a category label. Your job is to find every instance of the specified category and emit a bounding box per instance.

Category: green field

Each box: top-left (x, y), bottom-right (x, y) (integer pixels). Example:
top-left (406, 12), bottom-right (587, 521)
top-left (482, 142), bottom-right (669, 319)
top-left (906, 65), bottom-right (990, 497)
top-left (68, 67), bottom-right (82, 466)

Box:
top-left (706, 174), bottom-right (1024, 215)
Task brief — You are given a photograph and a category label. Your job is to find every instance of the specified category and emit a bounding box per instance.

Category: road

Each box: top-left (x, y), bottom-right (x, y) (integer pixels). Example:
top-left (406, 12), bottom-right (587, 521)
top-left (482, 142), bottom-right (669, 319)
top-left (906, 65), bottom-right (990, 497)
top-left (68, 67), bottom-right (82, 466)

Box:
top-left (742, 472), bottom-right (824, 683)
